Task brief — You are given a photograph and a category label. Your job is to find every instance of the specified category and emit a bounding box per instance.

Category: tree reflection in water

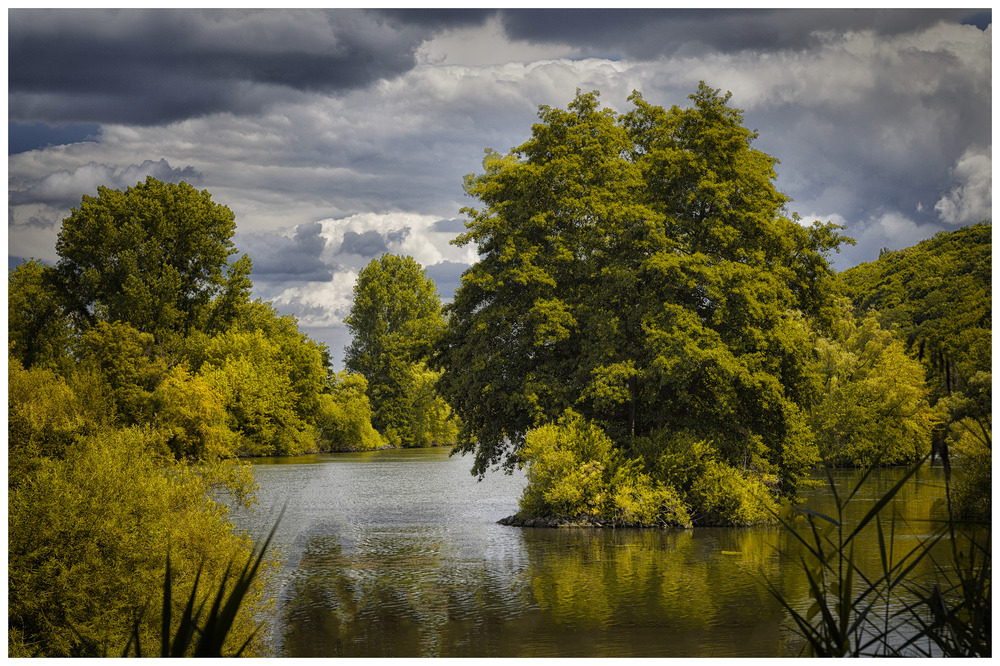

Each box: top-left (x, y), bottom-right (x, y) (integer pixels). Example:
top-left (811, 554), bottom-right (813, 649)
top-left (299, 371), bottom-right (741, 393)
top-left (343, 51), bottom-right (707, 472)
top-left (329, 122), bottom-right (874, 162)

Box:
top-left (240, 452), bottom-right (951, 658)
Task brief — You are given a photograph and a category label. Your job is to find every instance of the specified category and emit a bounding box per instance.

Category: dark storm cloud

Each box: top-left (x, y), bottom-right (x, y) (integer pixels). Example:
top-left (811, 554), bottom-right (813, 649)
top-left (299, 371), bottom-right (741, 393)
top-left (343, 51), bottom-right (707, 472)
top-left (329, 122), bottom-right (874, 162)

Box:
top-left (424, 260), bottom-right (471, 302)
top-left (375, 8), bottom-right (495, 28)
top-left (240, 221), bottom-right (333, 283)
top-left (9, 122), bottom-right (102, 154)
top-left (498, 8), bottom-right (988, 59)
top-left (12, 8), bottom-right (986, 128)
top-left (337, 227), bottom-right (411, 257)
top-left (8, 159), bottom-right (199, 208)
top-left (338, 230), bottom-right (389, 257)
top-left (8, 8), bottom-right (453, 126)
top-left (431, 218), bottom-right (468, 233)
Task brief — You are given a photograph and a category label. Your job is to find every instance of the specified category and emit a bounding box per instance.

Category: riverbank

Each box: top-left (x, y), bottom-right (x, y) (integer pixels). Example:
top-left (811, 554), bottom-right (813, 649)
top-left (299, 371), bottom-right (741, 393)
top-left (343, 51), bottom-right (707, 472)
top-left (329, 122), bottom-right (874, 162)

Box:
top-left (498, 513), bottom-right (664, 528)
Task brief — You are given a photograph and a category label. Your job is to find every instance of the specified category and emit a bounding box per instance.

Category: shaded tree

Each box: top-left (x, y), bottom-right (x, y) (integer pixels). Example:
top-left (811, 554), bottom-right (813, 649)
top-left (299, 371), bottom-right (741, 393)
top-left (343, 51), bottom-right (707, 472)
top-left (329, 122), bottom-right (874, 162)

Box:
top-left (8, 259), bottom-right (73, 370)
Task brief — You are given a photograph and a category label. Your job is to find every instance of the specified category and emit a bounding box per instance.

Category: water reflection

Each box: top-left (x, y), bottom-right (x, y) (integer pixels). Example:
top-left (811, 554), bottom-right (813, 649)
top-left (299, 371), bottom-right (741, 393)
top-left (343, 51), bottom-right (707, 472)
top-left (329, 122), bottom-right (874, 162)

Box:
top-left (232, 450), bottom-right (952, 657)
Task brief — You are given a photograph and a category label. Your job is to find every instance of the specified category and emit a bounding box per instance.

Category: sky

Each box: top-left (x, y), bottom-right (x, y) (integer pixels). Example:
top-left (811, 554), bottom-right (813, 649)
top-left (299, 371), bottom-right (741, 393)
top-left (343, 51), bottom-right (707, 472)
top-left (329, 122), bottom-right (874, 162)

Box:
top-left (7, 8), bottom-right (993, 367)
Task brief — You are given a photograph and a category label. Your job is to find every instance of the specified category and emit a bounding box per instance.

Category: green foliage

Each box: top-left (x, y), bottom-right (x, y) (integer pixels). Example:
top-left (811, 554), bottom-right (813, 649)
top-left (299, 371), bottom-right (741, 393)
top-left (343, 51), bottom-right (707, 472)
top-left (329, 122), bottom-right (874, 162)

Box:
top-left (53, 176), bottom-right (252, 339)
top-left (345, 254), bottom-right (458, 448)
top-left (638, 429), bottom-right (776, 526)
top-left (518, 412), bottom-right (691, 527)
top-left (76, 320), bottom-right (166, 424)
top-left (8, 357), bottom-right (92, 481)
top-left (8, 259), bottom-right (73, 370)
top-left (8, 426), bottom-right (268, 657)
top-left (150, 366), bottom-right (239, 461)
top-left (437, 84), bottom-right (845, 509)
top-left (315, 372), bottom-right (386, 451)
top-left (398, 361), bottom-right (460, 448)
top-left (226, 300), bottom-right (332, 421)
top-left (199, 329), bottom-right (314, 456)
top-left (808, 302), bottom-right (937, 466)
top-left (840, 222), bottom-right (990, 401)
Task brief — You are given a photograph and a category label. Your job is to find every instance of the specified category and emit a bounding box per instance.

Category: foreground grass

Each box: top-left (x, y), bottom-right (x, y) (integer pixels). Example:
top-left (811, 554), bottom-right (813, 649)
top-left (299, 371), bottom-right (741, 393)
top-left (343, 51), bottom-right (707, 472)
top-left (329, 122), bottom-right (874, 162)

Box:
top-left (763, 458), bottom-right (990, 657)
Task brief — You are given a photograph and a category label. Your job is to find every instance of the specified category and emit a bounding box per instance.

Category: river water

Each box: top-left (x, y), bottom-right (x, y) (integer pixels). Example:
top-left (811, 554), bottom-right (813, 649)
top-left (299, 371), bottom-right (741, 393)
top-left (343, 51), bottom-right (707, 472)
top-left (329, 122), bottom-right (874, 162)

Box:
top-left (229, 447), bottom-right (953, 658)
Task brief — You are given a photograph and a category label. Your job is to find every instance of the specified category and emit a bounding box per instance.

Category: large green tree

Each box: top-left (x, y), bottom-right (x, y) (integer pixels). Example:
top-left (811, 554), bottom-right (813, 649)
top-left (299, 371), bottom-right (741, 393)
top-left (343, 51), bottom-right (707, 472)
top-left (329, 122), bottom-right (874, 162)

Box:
top-left (436, 85), bottom-right (850, 497)
top-left (344, 254), bottom-right (454, 447)
top-left (53, 176), bottom-right (252, 339)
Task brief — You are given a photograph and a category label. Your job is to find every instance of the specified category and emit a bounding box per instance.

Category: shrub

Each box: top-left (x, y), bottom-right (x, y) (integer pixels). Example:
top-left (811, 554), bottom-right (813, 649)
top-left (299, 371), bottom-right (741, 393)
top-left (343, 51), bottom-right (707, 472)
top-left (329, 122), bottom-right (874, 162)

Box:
top-left (688, 458), bottom-right (775, 526)
top-left (519, 412), bottom-right (613, 518)
top-left (644, 429), bottom-right (777, 526)
top-left (8, 427), bottom-right (270, 657)
top-left (518, 411), bottom-right (690, 526)
top-left (608, 460), bottom-right (690, 527)
top-left (8, 357), bottom-right (87, 469)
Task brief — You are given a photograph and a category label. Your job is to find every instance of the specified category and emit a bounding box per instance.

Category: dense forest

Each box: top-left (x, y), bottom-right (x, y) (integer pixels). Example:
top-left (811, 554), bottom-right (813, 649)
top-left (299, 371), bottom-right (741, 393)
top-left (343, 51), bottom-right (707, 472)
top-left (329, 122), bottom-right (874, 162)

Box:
top-left (8, 85), bottom-right (990, 656)
top-left (840, 222), bottom-right (991, 519)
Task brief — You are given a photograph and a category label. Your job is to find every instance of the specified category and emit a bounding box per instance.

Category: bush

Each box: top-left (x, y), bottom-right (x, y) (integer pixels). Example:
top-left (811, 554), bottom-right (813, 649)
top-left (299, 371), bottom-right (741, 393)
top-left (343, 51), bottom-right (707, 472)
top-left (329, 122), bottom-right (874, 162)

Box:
top-left (8, 427), bottom-right (270, 657)
top-left (643, 429), bottom-right (777, 526)
top-left (518, 412), bottom-right (612, 519)
top-left (608, 460), bottom-right (690, 527)
top-left (8, 357), bottom-right (88, 471)
top-left (688, 458), bottom-right (775, 526)
top-left (518, 412), bottom-right (690, 526)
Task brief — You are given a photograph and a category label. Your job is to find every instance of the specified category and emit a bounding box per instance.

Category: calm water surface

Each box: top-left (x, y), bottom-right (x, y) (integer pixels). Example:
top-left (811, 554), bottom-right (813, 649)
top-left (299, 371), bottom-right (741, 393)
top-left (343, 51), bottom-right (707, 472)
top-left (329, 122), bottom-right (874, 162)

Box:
top-left (229, 447), bottom-right (951, 658)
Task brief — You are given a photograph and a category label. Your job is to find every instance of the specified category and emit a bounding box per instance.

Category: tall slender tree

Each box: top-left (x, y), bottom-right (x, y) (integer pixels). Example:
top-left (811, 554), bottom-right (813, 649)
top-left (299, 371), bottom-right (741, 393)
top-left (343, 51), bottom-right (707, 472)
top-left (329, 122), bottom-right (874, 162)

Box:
top-left (344, 254), bottom-right (452, 446)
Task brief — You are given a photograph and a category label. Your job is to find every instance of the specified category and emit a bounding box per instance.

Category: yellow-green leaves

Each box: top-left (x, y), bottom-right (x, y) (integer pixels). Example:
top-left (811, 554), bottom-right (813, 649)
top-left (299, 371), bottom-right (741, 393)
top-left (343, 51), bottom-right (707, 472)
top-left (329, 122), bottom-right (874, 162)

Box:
top-left (528, 297), bottom-right (576, 347)
top-left (582, 362), bottom-right (639, 412)
top-left (808, 301), bottom-right (937, 467)
top-left (518, 411), bottom-right (690, 527)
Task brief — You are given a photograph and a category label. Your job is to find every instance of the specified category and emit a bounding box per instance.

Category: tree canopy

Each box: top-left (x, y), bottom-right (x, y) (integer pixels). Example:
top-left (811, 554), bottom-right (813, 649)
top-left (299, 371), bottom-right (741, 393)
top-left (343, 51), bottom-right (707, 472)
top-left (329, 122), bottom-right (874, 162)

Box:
top-left (436, 85), bottom-right (851, 498)
top-left (53, 176), bottom-right (252, 339)
top-left (344, 254), bottom-right (457, 447)
top-left (840, 222), bottom-right (991, 405)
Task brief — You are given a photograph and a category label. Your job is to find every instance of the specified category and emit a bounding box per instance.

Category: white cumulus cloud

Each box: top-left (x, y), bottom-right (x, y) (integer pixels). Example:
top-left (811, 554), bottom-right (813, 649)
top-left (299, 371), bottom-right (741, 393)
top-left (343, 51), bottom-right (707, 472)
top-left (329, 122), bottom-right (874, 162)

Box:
top-left (935, 145), bottom-right (992, 225)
